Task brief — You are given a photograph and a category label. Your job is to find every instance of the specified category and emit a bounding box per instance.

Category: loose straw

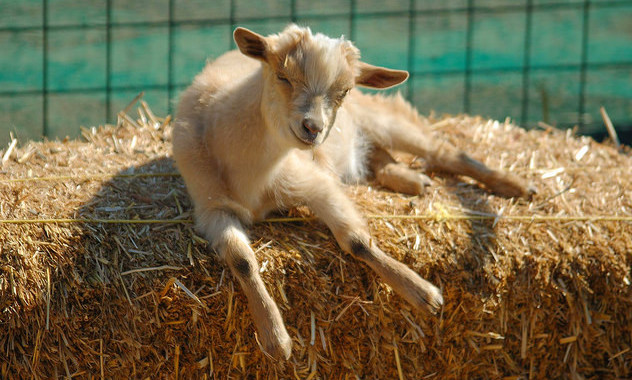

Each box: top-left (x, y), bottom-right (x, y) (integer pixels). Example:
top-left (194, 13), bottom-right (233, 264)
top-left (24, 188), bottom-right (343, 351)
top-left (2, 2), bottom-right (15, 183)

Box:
top-left (0, 165), bottom-right (627, 184)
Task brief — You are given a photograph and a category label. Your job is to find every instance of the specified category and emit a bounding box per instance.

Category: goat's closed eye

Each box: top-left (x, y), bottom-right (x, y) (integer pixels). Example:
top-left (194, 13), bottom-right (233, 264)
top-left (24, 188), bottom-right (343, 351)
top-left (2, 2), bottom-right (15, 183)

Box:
top-left (276, 74), bottom-right (291, 86)
top-left (338, 89), bottom-right (350, 100)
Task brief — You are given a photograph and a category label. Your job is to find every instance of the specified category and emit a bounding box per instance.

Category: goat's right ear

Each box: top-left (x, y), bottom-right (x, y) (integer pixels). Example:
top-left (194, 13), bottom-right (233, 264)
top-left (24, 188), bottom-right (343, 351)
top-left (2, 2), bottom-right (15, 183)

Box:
top-left (234, 27), bottom-right (268, 62)
top-left (355, 62), bottom-right (409, 89)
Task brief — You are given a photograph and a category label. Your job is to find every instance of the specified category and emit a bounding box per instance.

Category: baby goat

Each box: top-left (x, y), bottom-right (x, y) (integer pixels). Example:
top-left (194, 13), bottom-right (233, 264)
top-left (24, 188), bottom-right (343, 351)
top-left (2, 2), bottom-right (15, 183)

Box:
top-left (173, 25), bottom-right (530, 359)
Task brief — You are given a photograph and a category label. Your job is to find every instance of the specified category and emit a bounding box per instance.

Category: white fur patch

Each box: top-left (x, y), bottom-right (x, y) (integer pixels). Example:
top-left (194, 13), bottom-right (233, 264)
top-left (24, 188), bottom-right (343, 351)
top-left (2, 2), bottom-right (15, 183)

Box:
top-left (341, 129), bottom-right (370, 183)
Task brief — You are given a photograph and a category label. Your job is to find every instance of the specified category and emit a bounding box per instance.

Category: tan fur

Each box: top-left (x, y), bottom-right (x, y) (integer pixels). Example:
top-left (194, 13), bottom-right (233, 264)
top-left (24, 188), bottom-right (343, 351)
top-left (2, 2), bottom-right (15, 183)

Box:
top-left (173, 25), bottom-right (531, 359)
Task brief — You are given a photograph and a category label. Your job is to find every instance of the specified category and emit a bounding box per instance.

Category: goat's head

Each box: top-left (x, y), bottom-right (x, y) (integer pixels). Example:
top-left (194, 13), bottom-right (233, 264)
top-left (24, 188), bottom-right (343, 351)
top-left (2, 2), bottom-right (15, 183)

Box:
top-left (234, 24), bottom-right (408, 148)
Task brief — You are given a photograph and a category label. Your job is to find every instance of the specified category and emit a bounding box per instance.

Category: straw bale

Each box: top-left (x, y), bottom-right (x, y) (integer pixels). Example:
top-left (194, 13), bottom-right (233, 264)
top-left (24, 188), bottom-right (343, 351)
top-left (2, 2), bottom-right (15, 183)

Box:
top-left (1, 102), bottom-right (630, 379)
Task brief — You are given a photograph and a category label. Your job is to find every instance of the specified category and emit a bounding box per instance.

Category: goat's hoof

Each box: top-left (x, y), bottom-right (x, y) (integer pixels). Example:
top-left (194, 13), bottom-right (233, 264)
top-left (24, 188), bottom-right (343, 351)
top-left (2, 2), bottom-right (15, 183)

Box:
top-left (408, 280), bottom-right (443, 315)
top-left (487, 175), bottom-right (532, 198)
top-left (421, 285), bottom-right (444, 315)
top-left (413, 173), bottom-right (433, 195)
top-left (418, 173), bottom-right (433, 187)
top-left (526, 183), bottom-right (537, 196)
top-left (261, 330), bottom-right (292, 360)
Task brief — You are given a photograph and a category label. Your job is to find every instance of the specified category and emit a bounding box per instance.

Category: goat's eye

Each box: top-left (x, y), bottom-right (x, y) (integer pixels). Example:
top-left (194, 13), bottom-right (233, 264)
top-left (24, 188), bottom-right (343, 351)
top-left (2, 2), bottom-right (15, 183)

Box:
top-left (276, 74), bottom-right (291, 85)
top-left (338, 89), bottom-right (350, 99)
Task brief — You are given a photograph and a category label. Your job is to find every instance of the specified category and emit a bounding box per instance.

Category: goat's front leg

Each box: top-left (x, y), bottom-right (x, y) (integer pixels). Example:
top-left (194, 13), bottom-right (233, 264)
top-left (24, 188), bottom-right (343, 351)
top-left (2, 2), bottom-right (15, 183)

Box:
top-left (347, 238), bottom-right (443, 313)
top-left (197, 209), bottom-right (292, 359)
top-left (279, 160), bottom-right (443, 314)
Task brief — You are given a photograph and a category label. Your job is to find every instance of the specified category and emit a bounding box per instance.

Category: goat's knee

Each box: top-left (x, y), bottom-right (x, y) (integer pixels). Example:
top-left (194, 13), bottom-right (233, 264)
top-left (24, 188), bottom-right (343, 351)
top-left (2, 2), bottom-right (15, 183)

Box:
top-left (370, 146), bottom-right (431, 195)
top-left (348, 237), bottom-right (381, 262)
top-left (226, 254), bottom-right (257, 279)
top-left (375, 162), bottom-right (432, 195)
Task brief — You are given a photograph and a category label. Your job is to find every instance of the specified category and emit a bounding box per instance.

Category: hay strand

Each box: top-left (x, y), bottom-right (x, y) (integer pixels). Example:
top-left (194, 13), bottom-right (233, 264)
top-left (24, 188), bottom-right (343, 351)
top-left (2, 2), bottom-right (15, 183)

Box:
top-left (120, 265), bottom-right (184, 276)
top-left (600, 106), bottom-right (620, 149)
top-left (2, 137), bottom-right (17, 164)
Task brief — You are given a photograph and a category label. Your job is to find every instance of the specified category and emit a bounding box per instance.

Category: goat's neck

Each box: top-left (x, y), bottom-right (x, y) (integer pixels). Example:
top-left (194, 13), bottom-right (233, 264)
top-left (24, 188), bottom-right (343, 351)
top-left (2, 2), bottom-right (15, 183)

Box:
top-left (231, 96), bottom-right (293, 180)
top-left (245, 127), bottom-right (291, 175)
top-left (251, 84), bottom-right (296, 170)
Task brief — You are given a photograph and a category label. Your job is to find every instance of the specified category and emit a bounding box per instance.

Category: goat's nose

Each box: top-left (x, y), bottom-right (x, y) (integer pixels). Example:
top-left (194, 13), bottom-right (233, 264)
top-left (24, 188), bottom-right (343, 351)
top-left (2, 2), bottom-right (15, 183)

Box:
top-left (302, 118), bottom-right (323, 134)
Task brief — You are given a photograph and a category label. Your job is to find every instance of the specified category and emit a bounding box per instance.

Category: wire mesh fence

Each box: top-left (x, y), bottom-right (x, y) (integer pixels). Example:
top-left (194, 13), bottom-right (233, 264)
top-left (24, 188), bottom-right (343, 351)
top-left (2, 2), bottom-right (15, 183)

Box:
top-left (0, 0), bottom-right (631, 146)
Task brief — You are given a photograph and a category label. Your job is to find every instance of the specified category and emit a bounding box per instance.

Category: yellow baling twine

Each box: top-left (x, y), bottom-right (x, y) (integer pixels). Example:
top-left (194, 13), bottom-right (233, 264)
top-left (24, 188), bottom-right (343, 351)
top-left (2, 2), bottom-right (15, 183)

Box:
top-left (0, 214), bottom-right (631, 225)
top-left (1, 172), bottom-right (631, 224)
top-left (0, 172), bottom-right (181, 183)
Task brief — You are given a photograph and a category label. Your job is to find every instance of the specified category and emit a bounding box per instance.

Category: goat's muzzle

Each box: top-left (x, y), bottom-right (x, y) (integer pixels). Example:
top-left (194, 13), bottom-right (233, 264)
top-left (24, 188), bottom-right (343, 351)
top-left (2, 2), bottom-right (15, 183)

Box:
top-left (301, 118), bottom-right (322, 143)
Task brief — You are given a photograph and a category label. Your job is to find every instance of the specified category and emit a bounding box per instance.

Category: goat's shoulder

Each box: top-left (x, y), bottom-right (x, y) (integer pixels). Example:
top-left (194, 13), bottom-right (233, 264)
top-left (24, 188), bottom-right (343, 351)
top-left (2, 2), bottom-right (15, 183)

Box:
top-left (176, 50), bottom-right (263, 136)
top-left (179, 51), bottom-right (262, 114)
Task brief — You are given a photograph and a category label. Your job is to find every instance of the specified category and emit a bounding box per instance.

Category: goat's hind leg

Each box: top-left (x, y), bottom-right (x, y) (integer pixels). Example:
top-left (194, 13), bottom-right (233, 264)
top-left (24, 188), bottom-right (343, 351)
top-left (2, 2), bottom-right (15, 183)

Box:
top-left (197, 209), bottom-right (292, 359)
top-left (364, 117), bottom-right (532, 197)
top-left (370, 146), bottom-right (431, 195)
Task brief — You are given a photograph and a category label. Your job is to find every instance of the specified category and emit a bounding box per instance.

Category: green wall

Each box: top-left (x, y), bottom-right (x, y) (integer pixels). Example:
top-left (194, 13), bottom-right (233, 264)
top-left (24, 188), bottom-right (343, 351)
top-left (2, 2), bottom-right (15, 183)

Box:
top-left (1, 0), bottom-right (631, 146)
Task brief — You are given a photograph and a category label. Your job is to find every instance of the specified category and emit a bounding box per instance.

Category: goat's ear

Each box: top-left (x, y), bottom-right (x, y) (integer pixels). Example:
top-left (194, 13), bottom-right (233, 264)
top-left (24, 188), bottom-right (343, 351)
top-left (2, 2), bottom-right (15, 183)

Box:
top-left (355, 62), bottom-right (409, 89)
top-left (234, 27), bottom-right (269, 62)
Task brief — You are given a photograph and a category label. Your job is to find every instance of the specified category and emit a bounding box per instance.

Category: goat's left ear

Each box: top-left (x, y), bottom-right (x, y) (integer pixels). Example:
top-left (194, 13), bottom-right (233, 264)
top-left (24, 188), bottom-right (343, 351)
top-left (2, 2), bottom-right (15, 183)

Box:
top-left (355, 62), bottom-right (409, 89)
top-left (234, 27), bottom-right (269, 62)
